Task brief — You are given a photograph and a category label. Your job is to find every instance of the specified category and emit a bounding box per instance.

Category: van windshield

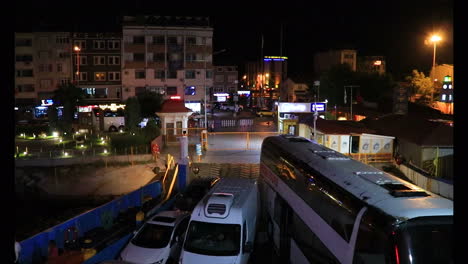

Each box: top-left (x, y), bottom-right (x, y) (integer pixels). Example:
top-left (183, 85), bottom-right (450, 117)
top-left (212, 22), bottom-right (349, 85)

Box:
top-left (184, 221), bottom-right (241, 256)
top-left (395, 216), bottom-right (453, 264)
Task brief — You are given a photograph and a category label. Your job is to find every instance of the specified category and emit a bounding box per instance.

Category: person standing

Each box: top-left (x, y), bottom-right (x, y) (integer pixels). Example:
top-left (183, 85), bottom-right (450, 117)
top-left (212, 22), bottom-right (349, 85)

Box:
top-left (15, 240), bottom-right (21, 264)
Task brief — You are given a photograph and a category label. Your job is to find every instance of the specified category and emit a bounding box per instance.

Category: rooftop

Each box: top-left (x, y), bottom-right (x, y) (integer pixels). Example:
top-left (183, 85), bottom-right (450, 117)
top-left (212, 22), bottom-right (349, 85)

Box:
top-left (360, 114), bottom-right (453, 147)
top-left (300, 114), bottom-right (376, 135)
top-left (158, 99), bottom-right (193, 113)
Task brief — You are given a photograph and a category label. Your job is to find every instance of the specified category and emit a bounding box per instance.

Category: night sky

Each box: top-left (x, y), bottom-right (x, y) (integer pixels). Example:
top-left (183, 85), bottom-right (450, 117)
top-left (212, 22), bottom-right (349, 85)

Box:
top-left (15, 0), bottom-right (453, 81)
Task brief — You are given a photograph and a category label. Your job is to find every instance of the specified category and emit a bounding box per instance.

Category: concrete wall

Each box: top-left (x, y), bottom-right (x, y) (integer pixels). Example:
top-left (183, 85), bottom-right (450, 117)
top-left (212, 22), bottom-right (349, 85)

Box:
top-left (398, 163), bottom-right (453, 200)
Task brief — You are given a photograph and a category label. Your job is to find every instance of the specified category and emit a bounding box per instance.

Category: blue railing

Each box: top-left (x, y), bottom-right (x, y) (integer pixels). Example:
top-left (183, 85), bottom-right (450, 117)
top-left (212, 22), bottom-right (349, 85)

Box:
top-left (18, 181), bottom-right (162, 264)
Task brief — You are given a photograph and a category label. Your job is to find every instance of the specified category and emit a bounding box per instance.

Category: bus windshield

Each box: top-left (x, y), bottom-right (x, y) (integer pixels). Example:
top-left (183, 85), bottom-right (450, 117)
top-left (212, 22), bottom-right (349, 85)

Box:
top-left (184, 221), bottom-right (241, 256)
top-left (396, 216), bottom-right (453, 264)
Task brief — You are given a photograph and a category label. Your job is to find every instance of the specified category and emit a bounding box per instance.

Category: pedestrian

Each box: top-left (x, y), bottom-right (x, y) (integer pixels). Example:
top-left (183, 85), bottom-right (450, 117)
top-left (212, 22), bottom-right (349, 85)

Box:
top-left (14, 240), bottom-right (21, 264)
top-left (48, 240), bottom-right (59, 258)
top-left (210, 122), bottom-right (215, 132)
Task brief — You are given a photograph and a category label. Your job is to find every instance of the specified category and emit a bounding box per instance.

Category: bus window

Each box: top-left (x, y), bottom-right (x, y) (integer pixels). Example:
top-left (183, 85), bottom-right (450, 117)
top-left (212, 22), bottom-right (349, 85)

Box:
top-left (353, 211), bottom-right (391, 264)
top-left (291, 212), bottom-right (339, 263)
top-left (396, 216), bottom-right (453, 264)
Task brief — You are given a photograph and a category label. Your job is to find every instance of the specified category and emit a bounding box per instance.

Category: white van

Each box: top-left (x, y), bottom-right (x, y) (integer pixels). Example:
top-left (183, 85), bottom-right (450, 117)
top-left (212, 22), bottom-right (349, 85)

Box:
top-left (179, 177), bottom-right (259, 264)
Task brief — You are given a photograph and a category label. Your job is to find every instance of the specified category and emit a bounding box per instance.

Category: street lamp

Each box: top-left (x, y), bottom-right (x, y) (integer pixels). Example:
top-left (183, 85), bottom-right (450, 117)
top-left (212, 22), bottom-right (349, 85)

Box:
top-left (74, 46), bottom-right (81, 86)
top-left (429, 34), bottom-right (442, 104)
top-left (204, 49), bottom-right (227, 129)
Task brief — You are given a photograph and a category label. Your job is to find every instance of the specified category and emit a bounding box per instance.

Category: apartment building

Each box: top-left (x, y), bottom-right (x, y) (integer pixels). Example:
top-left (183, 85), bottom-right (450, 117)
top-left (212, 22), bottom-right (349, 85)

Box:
top-left (122, 15), bottom-right (213, 112)
top-left (71, 32), bottom-right (122, 103)
top-left (357, 56), bottom-right (386, 75)
top-left (15, 32), bottom-right (73, 105)
top-left (313, 49), bottom-right (357, 75)
top-left (213, 65), bottom-right (238, 102)
top-left (15, 33), bottom-right (36, 108)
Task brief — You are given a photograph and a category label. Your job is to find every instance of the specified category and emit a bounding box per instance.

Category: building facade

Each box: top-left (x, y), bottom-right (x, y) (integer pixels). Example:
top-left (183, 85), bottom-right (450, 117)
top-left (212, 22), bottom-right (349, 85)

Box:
top-left (282, 78), bottom-right (310, 102)
top-left (431, 64), bottom-right (453, 115)
top-left (357, 56), bottom-right (386, 75)
top-left (244, 56), bottom-right (288, 109)
top-left (313, 49), bottom-right (357, 75)
top-left (213, 65), bottom-right (238, 102)
top-left (122, 16), bottom-right (213, 113)
top-left (71, 32), bottom-right (122, 104)
top-left (15, 33), bottom-right (36, 108)
top-left (15, 32), bottom-right (74, 106)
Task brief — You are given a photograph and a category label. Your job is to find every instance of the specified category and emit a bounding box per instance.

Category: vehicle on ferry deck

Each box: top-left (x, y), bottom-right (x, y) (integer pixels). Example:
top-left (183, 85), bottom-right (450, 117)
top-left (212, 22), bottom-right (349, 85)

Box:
top-left (119, 210), bottom-right (190, 264)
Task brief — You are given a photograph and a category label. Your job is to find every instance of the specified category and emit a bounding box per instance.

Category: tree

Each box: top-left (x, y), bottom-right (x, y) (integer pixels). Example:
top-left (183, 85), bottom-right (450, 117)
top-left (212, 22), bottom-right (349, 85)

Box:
top-left (125, 96), bottom-right (141, 132)
top-left (316, 63), bottom-right (358, 106)
top-left (356, 72), bottom-right (396, 103)
top-left (405, 69), bottom-right (433, 102)
top-left (137, 91), bottom-right (164, 118)
top-left (52, 83), bottom-right (85, 134)
top-left (141, 119), bottom-right (161, 143)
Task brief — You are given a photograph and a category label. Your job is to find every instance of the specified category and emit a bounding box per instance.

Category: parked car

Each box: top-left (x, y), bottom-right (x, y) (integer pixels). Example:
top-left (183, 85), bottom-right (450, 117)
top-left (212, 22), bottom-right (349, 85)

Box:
top-left (220, 103), bottom-right (243, 112)
top-left (119, 210), bottom-right (190, 264)
top-left (256, 108), bottom-right (276, 117)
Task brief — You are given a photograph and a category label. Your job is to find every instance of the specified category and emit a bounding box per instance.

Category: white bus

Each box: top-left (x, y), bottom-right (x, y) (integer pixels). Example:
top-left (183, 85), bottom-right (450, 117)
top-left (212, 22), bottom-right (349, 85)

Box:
top-left (77, 104), bottom-right (125, 132)
top-left (260, 135), bottom-right (453, 264)
top-left (179, 177), bottom-right (259, 264)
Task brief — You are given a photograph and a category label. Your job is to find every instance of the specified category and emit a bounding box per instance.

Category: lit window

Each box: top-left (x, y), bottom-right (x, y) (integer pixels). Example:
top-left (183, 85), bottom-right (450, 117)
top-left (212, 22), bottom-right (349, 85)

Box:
top-left (185, 86), bottom-right (196, 95)
top-left (441, 94), bottom-right (446, 101)
top-left (443, 84), bottom-right (447, 89)
top-left (449, 94), bottom-right (452, 101)
top-left (449, 84), bottom-right (452, 89)
top-left (95, 72), bottom-right (106, 81)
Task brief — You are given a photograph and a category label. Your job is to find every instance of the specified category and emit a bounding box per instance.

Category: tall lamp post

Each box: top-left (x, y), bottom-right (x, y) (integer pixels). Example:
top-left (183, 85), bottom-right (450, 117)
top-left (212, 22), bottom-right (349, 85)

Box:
top-left (429, 34), bottom-right (441, 104)
top-left (74, 46), bottom-right (81, 86)
top-left (204, 49), bottom-right (226, 129)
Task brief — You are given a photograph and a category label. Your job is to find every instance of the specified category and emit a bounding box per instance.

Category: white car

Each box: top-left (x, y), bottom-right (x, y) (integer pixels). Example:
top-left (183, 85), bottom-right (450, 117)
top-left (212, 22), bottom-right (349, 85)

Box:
top-left (120, 210), bottom-right (190, 264)
top-left (220, 103), bottom-right (243, 112)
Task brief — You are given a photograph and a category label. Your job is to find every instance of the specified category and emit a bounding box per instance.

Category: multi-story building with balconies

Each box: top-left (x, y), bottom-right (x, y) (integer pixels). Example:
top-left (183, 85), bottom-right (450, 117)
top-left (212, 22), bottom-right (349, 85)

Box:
top-left (71, 32), bottom-right (122, 103)
top-left (213, 65), bottom-right (238, 102)
top-left (122, 16), bottom-right (213, 113)
top-left (15, 33), bottom-right (36, 109)
top-left (15, 32), bottom-right (74, 119)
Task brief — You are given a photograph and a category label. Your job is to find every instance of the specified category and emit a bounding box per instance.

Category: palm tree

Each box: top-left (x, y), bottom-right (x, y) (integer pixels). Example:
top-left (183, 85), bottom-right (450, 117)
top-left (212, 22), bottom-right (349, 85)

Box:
top-left (52, 82), bottom-right (86, 134)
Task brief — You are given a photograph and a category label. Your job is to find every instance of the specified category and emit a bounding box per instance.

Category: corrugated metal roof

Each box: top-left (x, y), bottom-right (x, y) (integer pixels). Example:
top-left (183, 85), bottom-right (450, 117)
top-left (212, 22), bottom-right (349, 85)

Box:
top-left (300, 115), bottom-right (376, 134)
top-left (363, 114), bottom-right (453, 147)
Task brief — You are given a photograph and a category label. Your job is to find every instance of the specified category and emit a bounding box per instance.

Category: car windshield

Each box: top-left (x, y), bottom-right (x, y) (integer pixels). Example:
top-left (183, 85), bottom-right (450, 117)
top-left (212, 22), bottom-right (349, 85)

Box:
top-left (184, 221), bottom-right (241, 256)
top-left (396, 216), bottom-right (453, 264)
top-left (131, 223), bottom-right (174, 248)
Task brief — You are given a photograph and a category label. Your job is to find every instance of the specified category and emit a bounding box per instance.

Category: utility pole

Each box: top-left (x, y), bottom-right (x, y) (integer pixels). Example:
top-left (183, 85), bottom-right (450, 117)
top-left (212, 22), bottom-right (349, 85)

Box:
top-left (344, 85), bottom-right (359, 121)
top-left (313, 96), bottom-right (318, 140)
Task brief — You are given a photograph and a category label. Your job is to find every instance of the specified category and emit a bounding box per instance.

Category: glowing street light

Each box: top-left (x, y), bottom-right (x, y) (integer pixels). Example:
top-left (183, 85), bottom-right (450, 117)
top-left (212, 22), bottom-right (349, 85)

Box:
top-left (429, 34), bottom-right (442, 104)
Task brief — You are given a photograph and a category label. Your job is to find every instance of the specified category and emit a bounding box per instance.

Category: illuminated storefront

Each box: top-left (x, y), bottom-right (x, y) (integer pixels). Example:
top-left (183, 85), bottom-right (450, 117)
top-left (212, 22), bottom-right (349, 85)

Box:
top-left (278, 102), bottom-right (327, 135)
